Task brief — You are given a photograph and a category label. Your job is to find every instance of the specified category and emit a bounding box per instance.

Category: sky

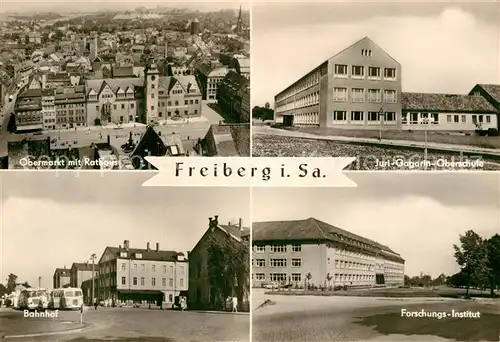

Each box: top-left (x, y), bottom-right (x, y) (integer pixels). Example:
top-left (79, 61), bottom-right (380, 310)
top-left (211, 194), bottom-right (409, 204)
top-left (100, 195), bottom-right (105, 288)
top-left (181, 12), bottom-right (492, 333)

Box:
top-left (252, 173), bottom-right (500, 278)
top-left (0, 0), bottom-right (249, 14)
top-left (0, 172), bottom-right (249, 289)
top-left (252, 1), bottom-right (500, 107)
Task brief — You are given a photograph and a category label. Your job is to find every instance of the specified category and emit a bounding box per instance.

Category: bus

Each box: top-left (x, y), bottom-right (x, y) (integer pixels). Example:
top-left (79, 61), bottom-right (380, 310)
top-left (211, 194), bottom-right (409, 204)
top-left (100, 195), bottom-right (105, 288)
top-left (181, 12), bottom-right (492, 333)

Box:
top-left (49, 288), bottom-right (83, 310)
top-left (18, 288), bottom-right (49, 310)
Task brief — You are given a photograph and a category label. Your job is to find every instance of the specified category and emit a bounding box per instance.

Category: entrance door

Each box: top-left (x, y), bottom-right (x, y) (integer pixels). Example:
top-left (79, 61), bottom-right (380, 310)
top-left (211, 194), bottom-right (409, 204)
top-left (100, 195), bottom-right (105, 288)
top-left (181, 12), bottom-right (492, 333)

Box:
top-left (283, 115), bottom-right (294, 127)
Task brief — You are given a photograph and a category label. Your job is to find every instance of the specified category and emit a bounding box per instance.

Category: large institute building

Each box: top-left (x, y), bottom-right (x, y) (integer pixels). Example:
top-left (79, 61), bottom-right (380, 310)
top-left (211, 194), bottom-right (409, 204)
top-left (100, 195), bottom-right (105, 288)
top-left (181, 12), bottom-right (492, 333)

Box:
top-left (274, 37), bottom-right (499, 132)
top-left (252, 218), bottom-right (405, 288)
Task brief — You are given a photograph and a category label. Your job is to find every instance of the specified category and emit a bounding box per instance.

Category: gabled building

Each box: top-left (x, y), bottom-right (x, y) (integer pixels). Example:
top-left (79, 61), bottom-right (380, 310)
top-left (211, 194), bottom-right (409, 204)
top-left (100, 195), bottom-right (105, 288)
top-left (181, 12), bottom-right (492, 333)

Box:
top-left (53, 267), bottom-right (71, 289)
top-left (274, 37), bottom-right (402, 129)
top-left (188, 215), bottom-right (250, 311)
top-left (14, 88), bottom-right (43, 132)
top-left (252, 218), bottom-right (404, 289)
top-left (97, 240), bottom-right (188, 305)
top-left (194, 62), bottom-right (228, 103)
top-left (469, 84), bottom-right (500, 131)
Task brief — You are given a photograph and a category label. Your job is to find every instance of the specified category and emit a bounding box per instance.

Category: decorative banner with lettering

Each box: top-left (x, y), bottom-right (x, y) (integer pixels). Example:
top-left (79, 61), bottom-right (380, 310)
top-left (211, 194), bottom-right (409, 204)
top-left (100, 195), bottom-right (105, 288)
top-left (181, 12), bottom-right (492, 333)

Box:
top-left (143, 157), bottom-right (357, 187)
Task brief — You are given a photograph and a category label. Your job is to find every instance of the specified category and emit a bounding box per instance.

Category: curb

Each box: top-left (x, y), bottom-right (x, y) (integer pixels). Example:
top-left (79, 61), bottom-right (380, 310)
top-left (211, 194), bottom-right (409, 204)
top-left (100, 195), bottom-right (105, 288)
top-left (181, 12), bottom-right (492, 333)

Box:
top-left (2, 322), bottom-right (92, 339)
top-left (188, 310), bottom-right (249, 315)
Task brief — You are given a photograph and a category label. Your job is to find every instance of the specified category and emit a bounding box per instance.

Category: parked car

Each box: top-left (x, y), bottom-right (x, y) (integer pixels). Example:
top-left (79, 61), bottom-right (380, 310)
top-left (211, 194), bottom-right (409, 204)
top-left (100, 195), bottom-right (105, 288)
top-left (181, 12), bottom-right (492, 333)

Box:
top-left (263, 282), bottom-right (279, 289)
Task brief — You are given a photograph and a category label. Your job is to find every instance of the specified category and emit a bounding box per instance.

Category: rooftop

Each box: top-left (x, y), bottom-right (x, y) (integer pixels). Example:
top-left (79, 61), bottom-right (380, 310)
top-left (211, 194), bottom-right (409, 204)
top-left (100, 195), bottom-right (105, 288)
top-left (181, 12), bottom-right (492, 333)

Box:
top-left (402, 92), bottom-right (496, 113)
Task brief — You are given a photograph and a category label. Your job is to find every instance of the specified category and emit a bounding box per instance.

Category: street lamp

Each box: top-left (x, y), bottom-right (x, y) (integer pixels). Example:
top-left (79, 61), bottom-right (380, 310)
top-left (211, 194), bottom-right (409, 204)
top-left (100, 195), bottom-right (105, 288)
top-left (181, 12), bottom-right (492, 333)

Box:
top-left (378, 108), bottom-right (384, 141)
top-left (420, 116), bottom-right (434, 162)
top-left (90, 253), bottom-right (96, 306)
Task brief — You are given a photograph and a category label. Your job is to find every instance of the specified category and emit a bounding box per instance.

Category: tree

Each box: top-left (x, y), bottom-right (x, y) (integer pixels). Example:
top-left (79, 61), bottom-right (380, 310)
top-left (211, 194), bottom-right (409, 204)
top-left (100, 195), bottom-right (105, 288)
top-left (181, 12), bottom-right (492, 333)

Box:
top-left (305, 273), bottom-right (312, 290)
top-left (486, 234), bottom-right (500, 295)
top-left (206, 231), bottom-right (249, 311)
top-left (325, 273), bottom-right (333, 290)
top-left (453, 230), bottom-right (490, 295)
top-left (6, 273), bottom-right (18, 293)
top-left (252, 106), bottom-right (274, 121)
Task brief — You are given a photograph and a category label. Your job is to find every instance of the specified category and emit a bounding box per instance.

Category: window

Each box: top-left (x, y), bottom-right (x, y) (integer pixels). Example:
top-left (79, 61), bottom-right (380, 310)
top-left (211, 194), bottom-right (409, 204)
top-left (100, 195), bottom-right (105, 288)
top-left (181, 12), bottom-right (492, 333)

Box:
top-left (333, 111), bottom-right (347, 121)
top-left (133, 277), bottom-right (137, 285)
top-left (351, 65), bottom-right (364, 78)
top-left (255, 273), bottom-right (265, 281)
top-left (472, 115), bottom-right (477, 123)
top-left (162, 278), bottom-right (166, 286)
top-left (152, 278), bottom-right (156, 286)
top-left (384, 68), bottom-right (396, 80)
top-left (333, 87), bottom-right (347, 102)
top-left (368, 112), bottom-right (379, 121)
top-left (95, 105), bottom-right (99, 111)
top-left (385, 112), bottom-right (396, 121)
top-left (255, 259), bottom-right (266, 267)
top-left (169, 266), bottom-right (173, 273)
top-left (113, 104), bottom-right (117, 110)
top-left (169, 278), bottom-right (173, 287)
top-left (163, 265), bottom-right (167, 273)
top-left (291, 259), bottom-right (302, 267)
top-left (351, 88), bottom-right (365, 102)
top-left (270, 258), bottom-right (287, 267)
top-left (141, 264), bottom-right (145, 271)
top-left (384, 90), bottom-right (396, 103)
top-left (454, 115), bottom-right (459, 123)
top-left (291, 273), bottom-right (301, 282)
top-left (292, 244), bottom-right (301, 252)
top-left (121, 104), bottom-right (125, 109)
top-left (410, 112), bottom-right (418, 124)
top-left (334, 64), bottom-right (348, 77)
top-left (479, 115), bottom-right (484, 123)
top-left (270, 273), bottom-right (287, 282)
top-left (151, 84), bottom-right (155, 89)
top-left (255, 246), bottom-right (265, 253)
top-left (462, 115), bottom-right (466, 123)
top-left (351, 111), bottom-right (364, 121)
top-left (447, 115), bottom-right (452, 123)
top-left (270, 245), bottom-right (287, 253)
top-left (486, 115), bottom-right (491, 123)
top-left (152, 265), bottom-right (156, 272)
top-left (368, 67), bottom-right (380, 79)
top-left (180, 278), bottom-right (184, 287)
top-left (180, 265), bottom-right (185, 273)
top-left (121, 263), bottom-right (126, 271)
top-left (184, 100), bottom-right (188, 105)
top-left (368, 89), bottom-right (381, 102)
top-left (150, 106), bottom-right (154, 110)
top-left (121, 277), bottom-right (126, 285)
top-left (131, 103), bottom-right (134, 109)
top-left (169, 294), bottom-right (173, 302)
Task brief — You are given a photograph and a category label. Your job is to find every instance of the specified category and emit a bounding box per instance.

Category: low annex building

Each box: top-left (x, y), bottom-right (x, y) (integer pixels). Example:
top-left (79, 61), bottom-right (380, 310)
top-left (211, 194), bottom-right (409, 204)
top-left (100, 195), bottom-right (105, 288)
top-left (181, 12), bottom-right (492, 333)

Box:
top-left (252, 218), bottom-right (405, 288)
top-left (401, 92), bottom-right (497, 132)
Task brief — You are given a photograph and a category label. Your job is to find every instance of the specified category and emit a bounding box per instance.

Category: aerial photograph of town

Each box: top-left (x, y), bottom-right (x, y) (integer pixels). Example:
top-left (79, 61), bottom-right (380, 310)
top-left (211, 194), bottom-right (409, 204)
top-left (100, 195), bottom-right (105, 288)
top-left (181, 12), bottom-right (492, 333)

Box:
top-left (0, 1), bottom-right (250, 170)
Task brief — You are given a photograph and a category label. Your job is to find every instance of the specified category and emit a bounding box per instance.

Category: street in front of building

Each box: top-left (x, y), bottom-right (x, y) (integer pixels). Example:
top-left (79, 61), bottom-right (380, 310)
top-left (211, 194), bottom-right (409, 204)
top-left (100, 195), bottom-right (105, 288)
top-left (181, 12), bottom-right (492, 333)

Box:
top-left (252, 288), bottom-right (499, 342)
top-left (0, 306), bottom-right (249, 341)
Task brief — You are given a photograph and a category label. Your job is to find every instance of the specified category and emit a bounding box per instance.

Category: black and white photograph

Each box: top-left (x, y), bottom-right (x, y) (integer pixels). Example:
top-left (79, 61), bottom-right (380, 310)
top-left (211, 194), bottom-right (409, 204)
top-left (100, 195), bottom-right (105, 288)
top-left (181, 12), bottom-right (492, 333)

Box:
top-left (252, 1), bottom-right (500, 171)
top-left (0, 0), bottom-right (250, 170)
top-left (0, 172), bottom-right (250, 341)
top-left (251, 174), bottom-right (500, 341)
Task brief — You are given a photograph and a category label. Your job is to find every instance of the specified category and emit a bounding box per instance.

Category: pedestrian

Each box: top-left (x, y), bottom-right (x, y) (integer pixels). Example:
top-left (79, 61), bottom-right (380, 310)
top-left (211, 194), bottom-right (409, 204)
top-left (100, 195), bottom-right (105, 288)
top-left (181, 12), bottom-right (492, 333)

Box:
top-left (94, 297), bottom-right (98, 310)
top-left (181, 297), bottom-right (187, 311)
top-left (232, 296), bottom-right (238, 312)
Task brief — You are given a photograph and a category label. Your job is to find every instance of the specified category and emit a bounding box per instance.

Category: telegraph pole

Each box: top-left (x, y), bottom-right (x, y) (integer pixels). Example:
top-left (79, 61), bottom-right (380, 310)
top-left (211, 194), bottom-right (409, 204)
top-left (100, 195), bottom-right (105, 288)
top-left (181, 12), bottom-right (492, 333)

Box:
top-left (38, 276), bottom-right (41, 288)
top-left (90, 253), bottom-right (96, 306)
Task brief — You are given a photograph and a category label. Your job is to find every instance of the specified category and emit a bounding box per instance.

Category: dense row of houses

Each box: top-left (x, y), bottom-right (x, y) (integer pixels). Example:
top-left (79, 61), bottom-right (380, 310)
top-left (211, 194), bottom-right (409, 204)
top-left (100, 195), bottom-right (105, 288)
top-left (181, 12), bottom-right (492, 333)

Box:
top-left (252, 217), bottom-right (405, 289)
top-left (52, 215), bottom-right (250, 311)
top-left (274, 37), bottom-right (500, 133)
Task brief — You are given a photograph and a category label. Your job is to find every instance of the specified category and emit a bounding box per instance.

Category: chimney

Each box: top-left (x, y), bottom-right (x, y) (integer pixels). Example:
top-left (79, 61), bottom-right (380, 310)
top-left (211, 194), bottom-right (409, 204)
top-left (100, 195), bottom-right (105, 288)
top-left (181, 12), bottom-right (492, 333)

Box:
top-left (156, 242), bottom-right (159, 252)
top-left (119, 244), bottom-right (121, 249)
top-left (147, 242), bottom-right (150, 251)
top-left (214, 215), bottom-right (218, 225)
top-left (239, 218), bottom-right (242, 231)
top-left (123, 240), bottom-right (129, 250)
top-left (209, 217), bottom-right (213, 225)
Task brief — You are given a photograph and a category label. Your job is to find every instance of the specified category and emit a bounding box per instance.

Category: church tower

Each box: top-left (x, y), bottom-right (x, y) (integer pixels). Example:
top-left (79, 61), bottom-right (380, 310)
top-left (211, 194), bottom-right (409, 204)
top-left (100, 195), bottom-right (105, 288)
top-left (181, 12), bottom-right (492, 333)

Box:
top-left (236, 6), bottom-right (243, 34)
top-left (144, 58), bottom-right (160, 124)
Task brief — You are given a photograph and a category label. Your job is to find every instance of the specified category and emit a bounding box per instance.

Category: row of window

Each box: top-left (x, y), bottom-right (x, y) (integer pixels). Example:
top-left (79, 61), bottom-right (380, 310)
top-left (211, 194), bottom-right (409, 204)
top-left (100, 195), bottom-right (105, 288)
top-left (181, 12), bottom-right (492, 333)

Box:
top-left (254, 273), bottom-right (400, 283)
top-left (335, 260), bottom-right (374, 271)
top-left (56, 109), bottom-right (85, 115)
top-left (253, 258), bottom-right (302, 268)
top-left (88, 93), bottom-right (134, 101)
top-left (293, 92), bottom-right (320, 109)
top-left (333, 88), bottom-right (397, 103)
top-left (120, 276), bottom-right (184, 287)
top-left (158, 110), bottom-right (198, 117)
top-left (275, 70), bottom-right (322, 103)
top-left (334, 65), bottom-right (397, 81)
top-left (120, 263), bottom-right (184, 273)
top-left (56, 103), bottom-right (85, 108)
top-left (96, 103), bottom-right (135, 111)
top-left (254, 245), bottom-right (302, 253)
top-left (56, 116), bottom-right (85, 123)
top-left (401, 113), bottom-right (492, 125)
top-left (333, 111), bottom-right (396, 122)
top-left (295, 112), bottom-right (319, 125)
top-left (159, 99), bottom-right (200, 107)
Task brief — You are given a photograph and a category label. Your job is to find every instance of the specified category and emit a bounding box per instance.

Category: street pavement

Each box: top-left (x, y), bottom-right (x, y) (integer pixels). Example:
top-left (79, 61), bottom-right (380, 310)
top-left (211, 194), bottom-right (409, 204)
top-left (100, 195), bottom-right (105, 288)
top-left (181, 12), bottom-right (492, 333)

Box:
top-left (252, 289), bottom-right (500, 342)
top-left (0, 100), bottom-right (222, 159)
top-left (0, 307), bottom-right (249, 341)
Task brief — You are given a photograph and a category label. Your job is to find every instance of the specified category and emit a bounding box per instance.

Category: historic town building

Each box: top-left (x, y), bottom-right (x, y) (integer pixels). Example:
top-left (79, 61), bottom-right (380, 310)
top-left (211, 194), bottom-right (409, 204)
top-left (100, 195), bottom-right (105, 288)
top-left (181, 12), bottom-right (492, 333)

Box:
top-left (252, 218), bottom-right (405, 289)
top-left (97, 240), bottom-right (188, 305)
top-left (70, 262), bottom-right (98, 289)
top-left (53, 267), bottom-right (71, 289)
